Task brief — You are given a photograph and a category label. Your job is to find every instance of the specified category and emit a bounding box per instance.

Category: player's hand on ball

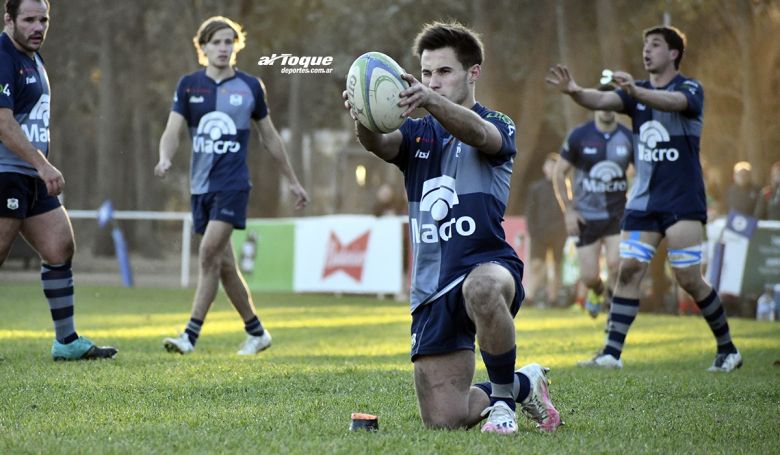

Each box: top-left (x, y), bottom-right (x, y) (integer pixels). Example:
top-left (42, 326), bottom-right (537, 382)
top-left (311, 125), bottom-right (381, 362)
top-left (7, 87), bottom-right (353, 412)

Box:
top-left (341, 89), bottom-right (358, 121)
top-left (398, 73), bottom-right (432, 117)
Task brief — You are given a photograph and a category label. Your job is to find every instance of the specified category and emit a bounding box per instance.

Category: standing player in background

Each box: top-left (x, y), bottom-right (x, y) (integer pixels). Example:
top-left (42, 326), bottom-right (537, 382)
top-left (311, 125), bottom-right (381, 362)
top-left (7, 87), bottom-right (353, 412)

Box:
top-left (547, 25), bottom-right (742, 372)
top-left (343, 22), bottom-right (561, 433)
top-left (0, 0), bottom-right (117, 360)
top-left (552, 90), bottom-right (633, 319)
top-left (155, 16), bottom-right (308, 355)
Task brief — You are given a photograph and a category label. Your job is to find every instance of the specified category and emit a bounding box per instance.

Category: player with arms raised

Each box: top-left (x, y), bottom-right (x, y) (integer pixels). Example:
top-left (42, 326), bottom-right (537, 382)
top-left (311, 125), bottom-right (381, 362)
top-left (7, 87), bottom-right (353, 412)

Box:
top-left (547, 25), bottom-right (741, 372)
top-left (343, 22), bottom-right (561, 433)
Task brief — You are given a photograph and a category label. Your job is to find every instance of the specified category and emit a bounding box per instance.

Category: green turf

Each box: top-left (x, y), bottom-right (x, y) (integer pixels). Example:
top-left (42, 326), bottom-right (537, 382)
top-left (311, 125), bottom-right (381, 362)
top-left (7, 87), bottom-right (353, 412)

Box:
top-left (0, 283), bottom-right (778, 454)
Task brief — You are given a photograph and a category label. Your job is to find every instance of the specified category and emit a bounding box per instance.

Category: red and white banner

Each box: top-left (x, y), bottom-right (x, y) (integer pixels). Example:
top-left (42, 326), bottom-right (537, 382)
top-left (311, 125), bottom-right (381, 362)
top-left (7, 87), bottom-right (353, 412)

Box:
top-left (293, 215), bottom-right (404, 293)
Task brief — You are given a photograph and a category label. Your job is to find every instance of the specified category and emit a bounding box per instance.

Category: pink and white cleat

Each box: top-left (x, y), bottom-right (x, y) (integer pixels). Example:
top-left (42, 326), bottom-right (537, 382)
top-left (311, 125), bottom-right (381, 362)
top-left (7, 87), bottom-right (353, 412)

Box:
top-left (480, 400), bottom-right (518, 434)
top-left (517, 363), bottom-right (562, 432)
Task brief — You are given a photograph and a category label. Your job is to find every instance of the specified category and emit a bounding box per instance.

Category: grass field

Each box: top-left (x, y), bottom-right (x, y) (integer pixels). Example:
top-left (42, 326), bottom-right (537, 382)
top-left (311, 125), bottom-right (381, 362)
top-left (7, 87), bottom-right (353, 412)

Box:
top-left (0, 283), bottom-right (778, 454)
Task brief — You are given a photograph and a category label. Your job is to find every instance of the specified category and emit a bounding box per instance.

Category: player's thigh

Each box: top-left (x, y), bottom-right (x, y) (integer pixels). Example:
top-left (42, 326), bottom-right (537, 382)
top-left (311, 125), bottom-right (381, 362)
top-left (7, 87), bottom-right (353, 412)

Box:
top-left (414, 350), bottom-right (475, 428)
top-left (199, 220), bottom-right (235, 259)
top-left (0, 217), bottom-right (23, 263)
top-left (20, 207), bottom-right (74, 264)
top-left (664, 219), bottom-right (704, 250)
top-left (603, 233), bottom-right (622, 272)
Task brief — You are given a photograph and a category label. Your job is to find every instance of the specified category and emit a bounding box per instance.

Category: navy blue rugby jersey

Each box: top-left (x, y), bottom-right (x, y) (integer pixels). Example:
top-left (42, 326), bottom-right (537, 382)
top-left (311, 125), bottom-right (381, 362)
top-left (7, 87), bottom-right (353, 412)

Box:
top-left (390, 103), bottom-right (522, 312)
top-left (560, 120), bottom-right (633, 221)
top-left (616, 74), bottom-right (706, 216)
top-left (0, 33), bottom-right (50, 176)
top-left (171, 69), bottom-right (268, 194)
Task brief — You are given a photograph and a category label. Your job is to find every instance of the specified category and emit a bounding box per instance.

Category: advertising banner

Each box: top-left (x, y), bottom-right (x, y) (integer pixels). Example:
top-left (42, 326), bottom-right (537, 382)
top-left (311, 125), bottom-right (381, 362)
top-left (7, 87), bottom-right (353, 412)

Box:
top-left (293, 215), bottom-right (404, 294)
top-left (231, 220), bottom-right (295, 292)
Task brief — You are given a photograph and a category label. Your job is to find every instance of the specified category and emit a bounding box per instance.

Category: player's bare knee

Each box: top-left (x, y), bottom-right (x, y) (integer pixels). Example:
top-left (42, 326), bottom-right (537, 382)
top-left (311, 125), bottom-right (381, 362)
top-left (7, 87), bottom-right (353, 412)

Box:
top-left (617, 260), bottom-right (643, 287)
top-left (463, 275), bottom-right (503, 315)
top-left (673, 268), bottom-right (705, 295)
top-left (580, 269), bottom-right (601, 289)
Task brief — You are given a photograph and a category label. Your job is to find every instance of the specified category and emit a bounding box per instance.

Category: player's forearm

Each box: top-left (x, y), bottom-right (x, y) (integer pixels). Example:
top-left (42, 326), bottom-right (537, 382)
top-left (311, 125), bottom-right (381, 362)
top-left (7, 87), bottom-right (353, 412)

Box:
top-left (355, 122), bottom-right (397, 161)
top-left (266, 132), bottom-right (301, 186)
top-left (631, 87), bottom-right (688, 112)
top-left (569, 88), bottom-right (614, 111)
top-left (0, 116), bottom-right (50, 170)
top-left (158, 130), bottom-right (180, 162)
top-left (424, 94), bottom-right (492, 150)
top-left (552, 171), bottom-right (572, 214)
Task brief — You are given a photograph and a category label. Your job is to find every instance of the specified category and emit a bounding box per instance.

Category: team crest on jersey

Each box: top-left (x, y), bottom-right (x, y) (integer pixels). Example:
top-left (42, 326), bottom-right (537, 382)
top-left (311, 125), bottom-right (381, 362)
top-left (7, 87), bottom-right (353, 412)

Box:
top-left (6, 198), bottom-right (19, 210)
top-left (229, 94), bottom-right (243, 106)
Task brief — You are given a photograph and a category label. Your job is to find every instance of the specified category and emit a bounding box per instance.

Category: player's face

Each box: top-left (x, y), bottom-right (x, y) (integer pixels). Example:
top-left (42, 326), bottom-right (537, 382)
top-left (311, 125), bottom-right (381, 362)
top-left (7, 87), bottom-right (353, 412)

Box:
top-left (5, 0), bottom-right (49, 55)
top-left (203, 28), bottom-right (236, 69)
top-left (642, 34), bottom-right (677, 74)
top-left (596, 110), bottom-right (615, 124)
top-left (420, 47), bottom-right (471, 106)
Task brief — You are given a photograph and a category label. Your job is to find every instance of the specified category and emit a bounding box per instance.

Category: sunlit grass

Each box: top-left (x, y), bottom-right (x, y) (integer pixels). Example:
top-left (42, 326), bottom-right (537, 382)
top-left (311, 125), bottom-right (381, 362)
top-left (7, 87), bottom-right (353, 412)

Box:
top-left (0, 283), bottom-right (778, 453)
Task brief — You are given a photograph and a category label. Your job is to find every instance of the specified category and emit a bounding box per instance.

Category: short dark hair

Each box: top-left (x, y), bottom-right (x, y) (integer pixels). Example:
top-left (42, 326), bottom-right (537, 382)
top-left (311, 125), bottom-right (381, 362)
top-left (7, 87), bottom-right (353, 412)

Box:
top-left (413, 21), bottom-right (484, 69)
top-left (643, 25), bottom-right (686, 70)
top-left (5, 0), bottom-right (48, 21)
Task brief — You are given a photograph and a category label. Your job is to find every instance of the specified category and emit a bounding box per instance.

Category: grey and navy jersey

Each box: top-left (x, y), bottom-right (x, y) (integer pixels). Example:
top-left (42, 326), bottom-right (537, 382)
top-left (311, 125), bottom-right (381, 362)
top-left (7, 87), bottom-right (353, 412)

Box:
top-left (617, 74), bottom-right (706, 216)
top-left (0, 33), bottom-right (50, 176)
top-left (172, 69), bottom-right (268, 194)
top-left (560, 120), bottom-right (633, 221)
top-left (390, 103), bottom-right (522, 312)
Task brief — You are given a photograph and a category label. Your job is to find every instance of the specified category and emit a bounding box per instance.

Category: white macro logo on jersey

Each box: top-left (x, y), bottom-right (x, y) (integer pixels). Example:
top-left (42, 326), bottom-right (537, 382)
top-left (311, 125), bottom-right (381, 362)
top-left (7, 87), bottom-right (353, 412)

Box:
top-left (21, 94), bottom-right (49, 143)
top-left (583, 161), bottom-right (627, 193)
top-left (638, 120), bottom-right (679, 162)
top-left (412, 176), bottom-right (476, 244)
top-left (590, 161), bottom-right (623, 182)
top-left (420, 175), bottom-right (459, 221)
top-left (194, 112), bottom-right (240, 154)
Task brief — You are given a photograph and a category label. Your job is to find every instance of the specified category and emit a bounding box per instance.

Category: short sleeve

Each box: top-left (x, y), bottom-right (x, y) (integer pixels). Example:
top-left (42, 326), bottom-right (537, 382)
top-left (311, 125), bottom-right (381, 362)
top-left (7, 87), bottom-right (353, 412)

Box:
top-left (253, 77), bottom-right (270, 120)
top-left (675, 78), bottom-right (703, 118)
top-left (615, 88), bottom-right (635, 117)
top-left (0, 54), bottom-right (16, 110)
top-left (482, 111), bottom-right (516, 159)
top-left (389, 117), bottom-right (420, 171)
top-left (559, 129), bottom-right (578, 164)
top-left (171, 76), bottom-right (189, 118)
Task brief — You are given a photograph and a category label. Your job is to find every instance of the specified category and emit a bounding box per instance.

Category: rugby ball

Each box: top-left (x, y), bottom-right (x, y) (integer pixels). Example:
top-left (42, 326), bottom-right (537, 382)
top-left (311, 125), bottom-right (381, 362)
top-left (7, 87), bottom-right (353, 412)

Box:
top-left (346, 52), bottom-right (410, 133)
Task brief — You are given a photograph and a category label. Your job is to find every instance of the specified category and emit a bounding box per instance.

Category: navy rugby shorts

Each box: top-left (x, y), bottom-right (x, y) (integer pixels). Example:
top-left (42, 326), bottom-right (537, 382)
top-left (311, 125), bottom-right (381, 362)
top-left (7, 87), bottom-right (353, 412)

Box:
top-left (621, 209), bottom-right (706, 235)
top-left (576, 216), bottom-right (621, 247)
top-left (0, 172), bottom-right (61, 219)
top-left (410, 259), bottom-right (524, 362)
top-left (190, 189), bottom-right (250, 234)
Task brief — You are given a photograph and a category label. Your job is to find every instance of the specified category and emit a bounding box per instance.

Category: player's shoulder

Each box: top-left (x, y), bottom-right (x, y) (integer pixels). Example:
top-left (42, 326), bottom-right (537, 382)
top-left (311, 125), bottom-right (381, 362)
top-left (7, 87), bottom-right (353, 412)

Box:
top-left (571, 120), bottom-right (595, 135)
top-left (177, 69), bottom-right (205, 86)
top-left (476, 103), bottom-right (515, 127)
top-left (234, 70), bottom-right (263, 88)
top-left (675, 74), bottom-right (703, 94)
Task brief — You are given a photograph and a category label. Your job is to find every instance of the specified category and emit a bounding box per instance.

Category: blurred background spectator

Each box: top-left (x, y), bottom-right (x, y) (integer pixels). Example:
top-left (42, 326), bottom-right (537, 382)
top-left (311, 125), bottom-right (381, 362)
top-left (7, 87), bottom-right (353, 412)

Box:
top-left (754, 161), bottom-right (780, 220)
top-left (725, 161), bottom-right (760, 216)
